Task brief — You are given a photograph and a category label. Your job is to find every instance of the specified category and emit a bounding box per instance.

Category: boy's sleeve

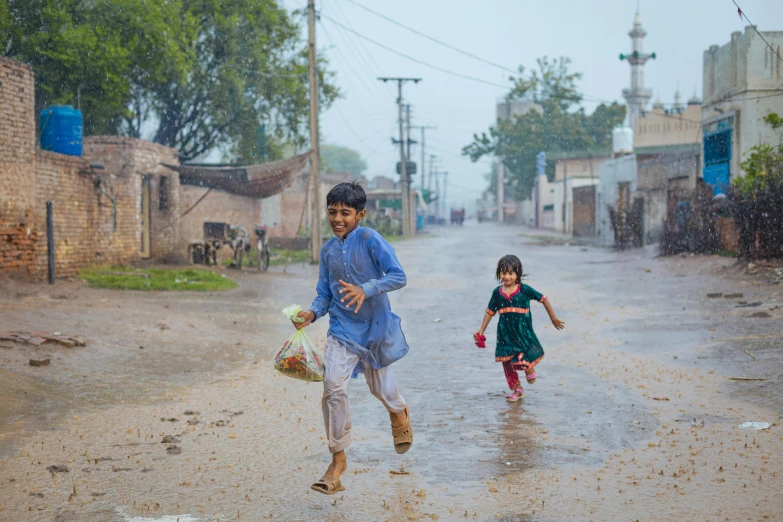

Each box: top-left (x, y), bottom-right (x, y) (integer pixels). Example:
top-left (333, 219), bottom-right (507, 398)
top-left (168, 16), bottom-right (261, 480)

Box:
top-left (360, 234), bottom-right (407, 299)
top-left (309, 249), bottom-right (332, 321)
top-left (523, 284), bottom-right (546, 303)
top-left (486, 289), bottom-right (500, 316)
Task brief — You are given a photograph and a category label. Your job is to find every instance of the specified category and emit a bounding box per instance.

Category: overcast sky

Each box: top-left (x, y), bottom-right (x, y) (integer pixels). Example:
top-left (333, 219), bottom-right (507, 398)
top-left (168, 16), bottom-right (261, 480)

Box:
top-left (282, 0), bottom-right (783, 207)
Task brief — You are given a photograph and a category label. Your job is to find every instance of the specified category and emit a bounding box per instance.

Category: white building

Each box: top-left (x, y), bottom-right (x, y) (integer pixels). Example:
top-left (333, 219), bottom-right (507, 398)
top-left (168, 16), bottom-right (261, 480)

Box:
top-left (702, 26), bottom-right (783, 195)
top-left (596, 154), bottom-right (638, 247)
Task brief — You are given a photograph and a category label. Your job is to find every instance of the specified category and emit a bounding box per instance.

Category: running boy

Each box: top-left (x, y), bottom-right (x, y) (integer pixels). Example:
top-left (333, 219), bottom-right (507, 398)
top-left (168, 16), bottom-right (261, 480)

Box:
top-left (293, 181), bottom-right (412, 495)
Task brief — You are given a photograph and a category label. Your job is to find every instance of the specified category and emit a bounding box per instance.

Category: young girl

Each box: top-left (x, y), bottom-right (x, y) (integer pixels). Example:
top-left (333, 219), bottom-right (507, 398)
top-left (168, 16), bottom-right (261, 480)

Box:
top-left (474, 255), bottom-right (565, 402)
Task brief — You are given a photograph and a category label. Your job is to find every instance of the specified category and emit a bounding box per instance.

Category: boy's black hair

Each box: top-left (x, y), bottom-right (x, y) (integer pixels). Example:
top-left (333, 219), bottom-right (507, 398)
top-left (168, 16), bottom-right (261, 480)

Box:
top-left (326, 181), bottom-right (366, 212)
top-left (496, 255), bottom-right (525, 284)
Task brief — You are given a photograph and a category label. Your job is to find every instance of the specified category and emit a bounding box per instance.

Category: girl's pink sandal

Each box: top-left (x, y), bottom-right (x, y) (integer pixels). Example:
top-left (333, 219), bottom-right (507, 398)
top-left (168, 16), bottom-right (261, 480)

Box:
top-left (526, 371), bottom-right (537, 383)
top-left (505, 387), bottom-right (524, 402)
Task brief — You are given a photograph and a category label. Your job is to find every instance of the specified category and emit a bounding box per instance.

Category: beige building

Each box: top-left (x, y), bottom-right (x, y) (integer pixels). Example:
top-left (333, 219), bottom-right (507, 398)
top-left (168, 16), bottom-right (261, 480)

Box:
top-left (702, 26), bottom-right (783, 194)
top-left (634, 98), bottom-right (703, 149)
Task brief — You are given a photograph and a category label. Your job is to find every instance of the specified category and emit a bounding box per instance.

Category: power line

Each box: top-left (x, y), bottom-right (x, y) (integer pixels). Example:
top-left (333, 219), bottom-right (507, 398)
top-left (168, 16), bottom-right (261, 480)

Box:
top-left (321, 14), bottom-right (511, 90)
top-left (339, 0), bottom-right (517, 75)
top-left (330, 0), bottom-right (386, 77)
top-left (319, 21), bottom-right (387, 108)
top-left (731, 0), bottom-right (783, 63)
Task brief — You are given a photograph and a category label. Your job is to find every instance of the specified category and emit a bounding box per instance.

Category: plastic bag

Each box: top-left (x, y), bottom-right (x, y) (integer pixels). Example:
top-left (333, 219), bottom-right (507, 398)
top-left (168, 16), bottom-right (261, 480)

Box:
top-left (273, 305), bottom-right (324, 382)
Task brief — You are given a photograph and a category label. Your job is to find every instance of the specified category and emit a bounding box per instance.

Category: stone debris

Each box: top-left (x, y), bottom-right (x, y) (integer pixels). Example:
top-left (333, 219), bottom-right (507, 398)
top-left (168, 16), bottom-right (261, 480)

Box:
top-left (0, 331), bottom-right (85, 347)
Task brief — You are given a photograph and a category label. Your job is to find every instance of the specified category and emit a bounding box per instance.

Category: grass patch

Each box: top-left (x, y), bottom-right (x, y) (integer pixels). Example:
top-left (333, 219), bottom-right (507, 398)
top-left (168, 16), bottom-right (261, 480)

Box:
top-left (80, 266), bottom-right (238, 291)
top-left (270, 248), bottom-right (310, 266)
top-left (718, 250), bottom-right (739, 258)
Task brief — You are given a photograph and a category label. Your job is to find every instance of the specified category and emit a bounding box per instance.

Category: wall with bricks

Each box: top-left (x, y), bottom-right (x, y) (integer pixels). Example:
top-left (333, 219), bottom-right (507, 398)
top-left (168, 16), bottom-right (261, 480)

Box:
top-left (0, 56), bottom-right (36, 223)
top-left (1, 55), bottom-right (287, 277)
top-left (83, 137), bottom-right (183, 263)
top-left (0, 57), bottom-right (37, 274)
top-left (179, 184), bottom-right (262, 259)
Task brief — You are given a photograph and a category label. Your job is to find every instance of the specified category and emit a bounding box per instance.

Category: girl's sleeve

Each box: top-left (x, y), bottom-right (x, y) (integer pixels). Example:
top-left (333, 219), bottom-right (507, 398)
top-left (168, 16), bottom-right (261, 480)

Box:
top-left (486, 289), bottom-right (500, 316)
top-left (523, 284), bottom-right (547, 303)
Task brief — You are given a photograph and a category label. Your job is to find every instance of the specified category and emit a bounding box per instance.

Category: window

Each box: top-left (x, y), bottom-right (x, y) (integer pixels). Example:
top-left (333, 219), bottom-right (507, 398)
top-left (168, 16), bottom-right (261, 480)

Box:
top-left (159, 176), bottom-right (169, 210)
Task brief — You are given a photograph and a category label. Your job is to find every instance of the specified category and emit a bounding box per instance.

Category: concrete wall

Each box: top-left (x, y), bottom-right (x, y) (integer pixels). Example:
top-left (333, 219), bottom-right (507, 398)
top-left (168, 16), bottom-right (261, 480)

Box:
top-left (636, 149), bottom-right (700, 244)
top-left (553, 156), bottom-right (607, 181)
top-left (634, 105), bottom-right (703, 149)
top-left (702, 26), bottom-right (783, 181)
top-left (596, 155), bottom-right (638, 247)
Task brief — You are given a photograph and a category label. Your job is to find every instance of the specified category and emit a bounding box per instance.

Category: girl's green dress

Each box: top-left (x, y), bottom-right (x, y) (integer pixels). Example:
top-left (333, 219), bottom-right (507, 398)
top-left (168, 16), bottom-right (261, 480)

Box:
top-left (486, 284), bottom-right (546, 368)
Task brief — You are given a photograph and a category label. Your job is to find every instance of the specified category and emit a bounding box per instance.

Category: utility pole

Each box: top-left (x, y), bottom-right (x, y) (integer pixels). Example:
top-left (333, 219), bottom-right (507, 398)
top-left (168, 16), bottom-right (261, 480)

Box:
top-left (497, 162), bottom-right (505, 223)
top-left (427, 154), bottom-right (435, 192)
top-left (405, 105), bottom-right (413, 234)
top-left (434, 168), bottom-right (441, 222)
top-left (378, 77), bottom-right (421, 237)
top-left (412, 125), bottom-right (436, 191)
top-left (443, 171), bottom-right (449, 223)
top-left (307, 0), bottom-right (322, 262)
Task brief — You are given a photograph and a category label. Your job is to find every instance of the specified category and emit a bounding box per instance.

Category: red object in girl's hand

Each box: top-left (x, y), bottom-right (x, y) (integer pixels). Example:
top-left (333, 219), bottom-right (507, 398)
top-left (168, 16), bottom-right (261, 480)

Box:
top-left (474, 334), bottom-right (486, 349)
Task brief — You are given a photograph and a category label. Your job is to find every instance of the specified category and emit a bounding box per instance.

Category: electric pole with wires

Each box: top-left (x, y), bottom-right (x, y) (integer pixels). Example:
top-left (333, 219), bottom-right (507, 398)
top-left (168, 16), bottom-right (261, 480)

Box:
top-left (378, 77), bottom-right (421, 237)
top-left (308, 0), bottom-right (322, 262)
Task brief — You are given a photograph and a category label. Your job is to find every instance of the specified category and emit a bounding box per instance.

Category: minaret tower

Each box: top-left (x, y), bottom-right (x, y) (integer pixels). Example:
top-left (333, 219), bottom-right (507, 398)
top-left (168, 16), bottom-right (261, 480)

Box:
top-left (620, 10), bottom-right (656, 130)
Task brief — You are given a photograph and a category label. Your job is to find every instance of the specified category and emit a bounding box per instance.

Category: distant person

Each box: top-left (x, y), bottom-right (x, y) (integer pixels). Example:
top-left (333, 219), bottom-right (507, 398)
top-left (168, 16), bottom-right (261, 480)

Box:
top-left (473, 255), bottom-right (565, 401)
top-left (293, 181), bottom-right (412, 495)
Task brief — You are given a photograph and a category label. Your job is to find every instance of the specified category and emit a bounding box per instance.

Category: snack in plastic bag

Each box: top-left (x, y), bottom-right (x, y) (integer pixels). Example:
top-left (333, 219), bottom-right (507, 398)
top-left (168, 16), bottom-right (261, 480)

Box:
top-left (274, 305), bottom-right (325, 382)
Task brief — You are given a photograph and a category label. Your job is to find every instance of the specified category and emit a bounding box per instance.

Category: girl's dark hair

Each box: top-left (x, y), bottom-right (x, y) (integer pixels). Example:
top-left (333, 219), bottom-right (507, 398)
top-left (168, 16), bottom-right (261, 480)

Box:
top-left (326, 181), bottom-right (366, 212)
top-left (496, 255), bottom-right (524, 284)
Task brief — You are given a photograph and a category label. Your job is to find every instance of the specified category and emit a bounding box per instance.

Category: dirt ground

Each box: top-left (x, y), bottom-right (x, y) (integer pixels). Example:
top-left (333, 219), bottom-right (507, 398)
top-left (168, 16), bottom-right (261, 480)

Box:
top-left (0, 223), bottom-right (781, 521)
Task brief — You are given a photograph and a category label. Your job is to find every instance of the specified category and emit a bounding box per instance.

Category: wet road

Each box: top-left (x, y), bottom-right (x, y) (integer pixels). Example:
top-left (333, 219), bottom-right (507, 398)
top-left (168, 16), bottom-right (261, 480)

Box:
top-left (0, 223), bottom-right (781, 521)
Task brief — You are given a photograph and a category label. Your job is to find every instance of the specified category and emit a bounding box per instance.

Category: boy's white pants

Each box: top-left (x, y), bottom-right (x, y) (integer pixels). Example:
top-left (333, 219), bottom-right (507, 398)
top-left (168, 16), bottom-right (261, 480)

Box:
top-left (322, 335), bottom-right (406, 454)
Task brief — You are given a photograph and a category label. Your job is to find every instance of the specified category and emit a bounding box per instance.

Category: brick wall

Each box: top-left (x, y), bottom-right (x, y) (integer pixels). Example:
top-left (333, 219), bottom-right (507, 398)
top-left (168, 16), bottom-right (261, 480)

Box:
top-left (0, 57), bottom-right (37, 274)
top-left (0, 56), bottom-right (36, 223)
top-left (179, 184), bottom-right (262, 257)
top-left (83, 137), bottom-right (182, 263)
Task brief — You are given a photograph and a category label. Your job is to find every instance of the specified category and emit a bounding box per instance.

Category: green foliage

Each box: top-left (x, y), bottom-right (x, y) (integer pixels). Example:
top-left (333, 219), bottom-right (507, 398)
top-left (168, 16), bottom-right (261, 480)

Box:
top-left (79, 266), bottom-right (238, 291)
top-left (321, 144), bottom-right (367, 176)
top-left (734, 114), bottom-right (783, 198)
top-left (2, 0), bottom-right (187, 135)
top-left (2, 0), bottom-right (339, 161)
top-left (269, 248), bottom-right (309, 266)
top-left (463, 57), bottom-right (626, 199)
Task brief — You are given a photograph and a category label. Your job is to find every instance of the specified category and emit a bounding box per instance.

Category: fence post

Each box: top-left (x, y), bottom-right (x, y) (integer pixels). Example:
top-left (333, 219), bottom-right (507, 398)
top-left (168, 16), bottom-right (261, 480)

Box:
top-left (47, 201), bottom-right (55, 284)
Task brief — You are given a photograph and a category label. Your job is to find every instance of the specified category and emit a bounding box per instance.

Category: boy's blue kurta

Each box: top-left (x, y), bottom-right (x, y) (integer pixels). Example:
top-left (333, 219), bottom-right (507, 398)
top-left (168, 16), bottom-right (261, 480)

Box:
top-left (309, 226), bottom-right (409, 370)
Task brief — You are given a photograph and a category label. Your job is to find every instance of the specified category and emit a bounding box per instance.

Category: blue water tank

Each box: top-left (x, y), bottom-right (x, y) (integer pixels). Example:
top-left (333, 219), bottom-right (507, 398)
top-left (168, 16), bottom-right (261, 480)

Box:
top-left (40, 105), bottom-right (83, 156)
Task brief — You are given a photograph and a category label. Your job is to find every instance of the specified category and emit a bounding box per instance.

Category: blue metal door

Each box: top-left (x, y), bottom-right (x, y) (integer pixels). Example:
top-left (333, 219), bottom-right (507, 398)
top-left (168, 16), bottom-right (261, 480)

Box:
top-left (703, 121), bottom-right (732, 196)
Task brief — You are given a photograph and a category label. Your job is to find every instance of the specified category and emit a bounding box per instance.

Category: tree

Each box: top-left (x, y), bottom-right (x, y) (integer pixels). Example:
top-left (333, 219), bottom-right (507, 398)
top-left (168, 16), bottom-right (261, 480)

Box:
top-left (730, 113), bottom-right (783, 259)
top-left (320, 144), bottom-right (367, 176)
top-left (143, 0), bottom-right (339, 161)
top-left (1, 0), bottom-right (186, 135)
top-left (463, 57), bottom-right (625, 199)
top-left (2, 0), bottom-right (339, 161)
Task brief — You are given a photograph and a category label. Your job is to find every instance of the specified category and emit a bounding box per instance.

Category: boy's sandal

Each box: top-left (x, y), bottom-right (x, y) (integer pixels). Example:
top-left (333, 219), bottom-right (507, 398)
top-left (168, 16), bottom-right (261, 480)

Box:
top-left (392, 406), bottom-right (413, 454)
top-left (506, 388), bottom-right (524, 402)
top-left (526, 371), bottom-right (537, 383)
top-left (310, 475), bottom-right (345, 495)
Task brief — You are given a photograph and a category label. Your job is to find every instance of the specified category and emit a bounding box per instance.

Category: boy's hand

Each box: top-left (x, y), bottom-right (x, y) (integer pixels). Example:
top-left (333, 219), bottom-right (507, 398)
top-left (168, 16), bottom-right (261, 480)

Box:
top-left (551, 317), bottom-right (565, 330)
top-left (294, 310), bottom-right (315, 330)
top-left (338, 279), bottom-right (366, 313)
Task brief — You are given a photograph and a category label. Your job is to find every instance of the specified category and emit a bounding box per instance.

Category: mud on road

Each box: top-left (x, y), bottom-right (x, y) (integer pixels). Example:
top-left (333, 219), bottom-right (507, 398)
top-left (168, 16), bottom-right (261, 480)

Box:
top-left (0, 224), bottom-right (781, 521)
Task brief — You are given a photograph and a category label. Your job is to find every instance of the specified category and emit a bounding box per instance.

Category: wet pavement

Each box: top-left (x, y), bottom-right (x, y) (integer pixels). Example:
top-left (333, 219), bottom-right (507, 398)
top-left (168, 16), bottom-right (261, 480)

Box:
top-left (0, 223), bottom-right (781, 521)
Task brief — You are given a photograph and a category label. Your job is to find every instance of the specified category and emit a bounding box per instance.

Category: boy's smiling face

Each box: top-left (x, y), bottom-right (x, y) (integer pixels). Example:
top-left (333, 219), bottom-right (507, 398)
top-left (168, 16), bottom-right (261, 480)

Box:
top-left (328, 203), bottom-right (366, 238)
